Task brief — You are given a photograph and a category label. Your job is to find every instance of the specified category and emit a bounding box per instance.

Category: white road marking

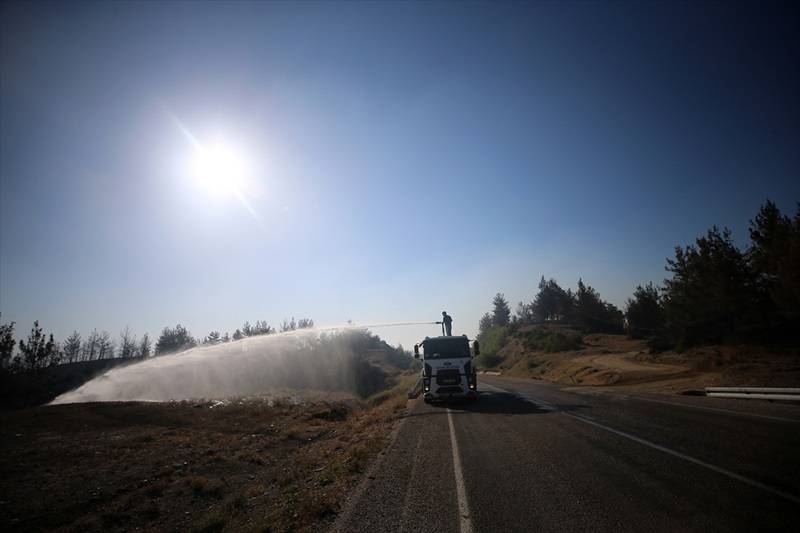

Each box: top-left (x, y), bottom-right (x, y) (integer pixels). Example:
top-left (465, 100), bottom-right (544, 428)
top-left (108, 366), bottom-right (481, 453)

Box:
top-left (631, 396), bottom-right (800, 424)
top-left (447, 408), bottom-right (474, 533)
top-left (481, 382), bottom-right (555, 411)
top-left (482, 381), bottom-right (800, 505)
top-left (520, 394), bottom-right (556, 411)
top-left (565, 412), bottom-right (800, 505)
top-left (478, 382), bottom-right (503, 393)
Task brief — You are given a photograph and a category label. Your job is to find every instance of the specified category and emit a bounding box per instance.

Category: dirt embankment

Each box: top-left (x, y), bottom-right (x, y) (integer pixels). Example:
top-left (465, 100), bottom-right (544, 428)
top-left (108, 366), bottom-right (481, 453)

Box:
top-left (0, 376), bottom-right (416, 533)
top-left (485, 325), bottom-right (800, 394)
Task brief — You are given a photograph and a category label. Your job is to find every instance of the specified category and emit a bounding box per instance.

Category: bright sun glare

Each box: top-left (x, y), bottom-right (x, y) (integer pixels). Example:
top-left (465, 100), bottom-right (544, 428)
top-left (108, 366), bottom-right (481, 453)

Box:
top-left (189, 143), bottom-right (249, 195)
top-left (172, 114), bottom-right (265, 228)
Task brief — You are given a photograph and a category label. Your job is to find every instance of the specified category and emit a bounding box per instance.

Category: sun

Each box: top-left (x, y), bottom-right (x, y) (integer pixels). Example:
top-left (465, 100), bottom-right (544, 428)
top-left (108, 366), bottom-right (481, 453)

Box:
top-left (172, 115), bottom-right (264, 227)
top-left (189, 142), bottom-right (249, 196)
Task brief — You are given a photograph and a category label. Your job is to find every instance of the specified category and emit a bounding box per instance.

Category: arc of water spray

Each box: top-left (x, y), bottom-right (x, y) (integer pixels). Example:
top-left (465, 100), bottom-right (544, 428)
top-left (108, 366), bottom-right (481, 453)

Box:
top-left (314, 321), bottom-right (439, 331)
top-left (352, 321), bottom-right (440, 328)
top-left (51, 319), bottom-right (444, 404)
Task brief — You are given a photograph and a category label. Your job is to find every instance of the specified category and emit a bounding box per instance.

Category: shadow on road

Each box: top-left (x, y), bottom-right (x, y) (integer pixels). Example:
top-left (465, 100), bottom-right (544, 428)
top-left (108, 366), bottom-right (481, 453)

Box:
top-left (406, 391), bottom-right (591, 416)
top-left (448, 392), bottom-right (547, 415)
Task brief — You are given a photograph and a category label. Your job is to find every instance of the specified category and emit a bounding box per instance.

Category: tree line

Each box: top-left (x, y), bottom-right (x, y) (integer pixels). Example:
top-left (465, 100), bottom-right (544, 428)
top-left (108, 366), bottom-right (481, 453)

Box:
top-left (0, 315), bottom-right (315, 374)
top-left (627, 200), bottom-right (799, 349)
top-left (474, 281), bottom-right (623, 363)
top-left (477, 279), bottom-right (624, 340)
top-left (477, 200), bottom-right (799, 352)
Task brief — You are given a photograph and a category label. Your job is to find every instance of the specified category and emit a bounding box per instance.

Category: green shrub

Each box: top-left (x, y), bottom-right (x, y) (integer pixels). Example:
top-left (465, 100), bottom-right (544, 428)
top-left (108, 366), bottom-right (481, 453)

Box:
top-left (475, 325), bottom-right (508, 369)
top-left (475, 352), bottom-right (503, 369)
top-left (518, 329), bottom-right (582, 353)
top-left (482, 325), bottom-right (508, 355)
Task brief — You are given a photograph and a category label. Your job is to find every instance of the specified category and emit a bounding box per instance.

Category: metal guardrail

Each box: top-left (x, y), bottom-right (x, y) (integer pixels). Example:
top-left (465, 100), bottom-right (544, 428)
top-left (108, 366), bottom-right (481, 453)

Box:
top-left (705, 387), bottom-right (800, 401)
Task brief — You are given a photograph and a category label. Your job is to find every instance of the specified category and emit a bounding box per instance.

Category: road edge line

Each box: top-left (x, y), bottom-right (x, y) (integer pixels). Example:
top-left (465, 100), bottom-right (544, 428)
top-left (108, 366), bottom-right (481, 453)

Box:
top-left (483, 380), bottom-right (800, 505)
top-left (447, 408), bottom-right (474, 533)
top-left (565, 412), bottom-right (800, 505)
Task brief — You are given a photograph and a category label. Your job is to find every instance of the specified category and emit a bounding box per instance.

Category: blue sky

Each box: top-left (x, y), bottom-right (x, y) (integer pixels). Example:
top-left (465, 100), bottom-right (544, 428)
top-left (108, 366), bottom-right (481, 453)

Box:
top-left (1, 1), bottom-right (798, 350)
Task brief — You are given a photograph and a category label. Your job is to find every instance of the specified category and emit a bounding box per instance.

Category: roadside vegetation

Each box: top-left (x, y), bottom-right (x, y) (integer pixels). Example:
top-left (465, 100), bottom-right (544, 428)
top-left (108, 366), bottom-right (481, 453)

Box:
top-left (0, 320), bottom-right (417, 530)
top-left (475, 200), bottom-right (800, 380)
top-left (517, 328), bottom-right (583, 353)
top-left (0, 314), bottom-right (411, 408)
top-left (0, 315), bottom-right (318, 377)
top-left (0, 378), bottom-right (415, 532)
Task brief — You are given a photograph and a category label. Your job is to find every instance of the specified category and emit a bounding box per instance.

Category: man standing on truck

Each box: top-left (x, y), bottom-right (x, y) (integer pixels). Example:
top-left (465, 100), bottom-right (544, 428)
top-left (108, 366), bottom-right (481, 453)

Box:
top-left (441, 311), bottom-right (453, 336)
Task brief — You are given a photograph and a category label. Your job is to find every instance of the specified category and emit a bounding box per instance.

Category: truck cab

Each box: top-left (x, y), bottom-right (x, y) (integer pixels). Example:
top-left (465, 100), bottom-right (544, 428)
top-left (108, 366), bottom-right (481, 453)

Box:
top-left (414, 335), bottom-right (479, 402)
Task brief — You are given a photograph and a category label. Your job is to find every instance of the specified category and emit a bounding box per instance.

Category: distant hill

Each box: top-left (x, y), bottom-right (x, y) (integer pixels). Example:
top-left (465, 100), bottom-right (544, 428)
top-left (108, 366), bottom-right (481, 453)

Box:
top-left (476, 324), bottom-right (800, 393)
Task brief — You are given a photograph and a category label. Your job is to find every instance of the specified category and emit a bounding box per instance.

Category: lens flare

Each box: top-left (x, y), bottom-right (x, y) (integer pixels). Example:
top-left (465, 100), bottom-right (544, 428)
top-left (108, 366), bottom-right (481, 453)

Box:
top-left (168, 111), bottom-right (265, 229)
top-left (190, 143), bottom-right (248, 195)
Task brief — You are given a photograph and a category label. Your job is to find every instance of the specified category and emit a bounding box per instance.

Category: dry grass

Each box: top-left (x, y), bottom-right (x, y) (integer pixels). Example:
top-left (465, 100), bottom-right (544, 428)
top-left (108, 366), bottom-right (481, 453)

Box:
top-left (491, 327), bottom-right (800, 393)
top-left (0, 382), bottom-right (416, 532)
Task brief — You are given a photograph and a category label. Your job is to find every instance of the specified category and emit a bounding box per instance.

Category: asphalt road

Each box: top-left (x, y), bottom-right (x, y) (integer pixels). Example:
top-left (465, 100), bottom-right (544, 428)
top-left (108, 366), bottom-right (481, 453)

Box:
top-left (333, 375), bottom-right (800, 532)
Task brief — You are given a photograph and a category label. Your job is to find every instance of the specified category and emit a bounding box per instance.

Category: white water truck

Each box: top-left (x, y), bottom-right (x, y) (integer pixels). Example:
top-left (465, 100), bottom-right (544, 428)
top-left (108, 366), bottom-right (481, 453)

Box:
top-left (413, 335), bottom-right (480, 402)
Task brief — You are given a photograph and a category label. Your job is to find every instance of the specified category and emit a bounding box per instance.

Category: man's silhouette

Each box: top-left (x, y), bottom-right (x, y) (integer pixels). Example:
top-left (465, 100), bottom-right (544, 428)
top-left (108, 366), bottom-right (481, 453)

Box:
top-left (441, 311), bottom-right (453, 336)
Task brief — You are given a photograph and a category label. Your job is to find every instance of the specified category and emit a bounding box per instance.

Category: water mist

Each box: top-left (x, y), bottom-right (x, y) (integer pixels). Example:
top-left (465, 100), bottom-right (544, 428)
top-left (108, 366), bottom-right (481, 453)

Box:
top-left (50, 328), bottom-right (391, 404)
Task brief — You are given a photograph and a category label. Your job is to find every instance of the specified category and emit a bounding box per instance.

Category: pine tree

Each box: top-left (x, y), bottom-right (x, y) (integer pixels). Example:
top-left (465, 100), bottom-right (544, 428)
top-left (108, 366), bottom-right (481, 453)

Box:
top-left (663, 226), bottom-right (757, 346)
top-left (514, 301), bottom-right (533, 324)
top-left (254, 320), bottom-right (273, 335)
top-left (138, 333), bottom-right (152, 358)
top-left (97, 331), bottom-right (114, 359)
top-left (155, 324), bottom-right (195, 355)
top-left (749, 200), bottom-right (800, 330)
top-left (0, 316), bottom-right (16, 370)
top-left (83, 330), bottom-right (101, 361)
top-left (625, 283), bottom-right (664, 338)
top-left (280, 318), bottom-right (298, 332)
top-left (531, 277), bottom-right (571, 322)
top-left (18, 320), bottom-right (59, 370)
top-left (204, 331), bottom-right (221, 344)
top-left (572, 279), bottom-right (623, 333)
top-left (63, 331), bottom-right (82, 363)
top-left (477, 313), bottom-right (494, 340)
top-left (492, 293), bottom-right (511, 327)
